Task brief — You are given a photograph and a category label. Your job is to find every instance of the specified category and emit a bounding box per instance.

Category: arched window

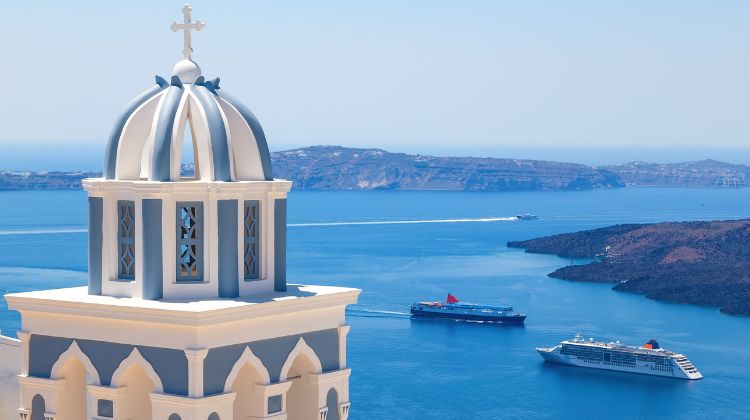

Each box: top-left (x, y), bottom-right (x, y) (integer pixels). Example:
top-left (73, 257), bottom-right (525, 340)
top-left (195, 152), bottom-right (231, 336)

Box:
top-left (176, 202), bottom-right (203, 282)
top-left (117, 200), bottom-right (136, 280)
top-left (243, 200), bottom-right (260, 280)
top-left (168, 414), bottom-right (182, 420)
top-left (326, 388), bottom-right (340, 420)
top-left (30, 394), bottom-right (45, 420)
top-left (207, 413), bottom-right (221, 420)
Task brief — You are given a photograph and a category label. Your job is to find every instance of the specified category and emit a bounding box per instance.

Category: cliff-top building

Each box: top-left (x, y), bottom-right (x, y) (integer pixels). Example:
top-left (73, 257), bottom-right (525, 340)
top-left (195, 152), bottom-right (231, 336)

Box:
top-left (6, 5), bottom-right (359, 420)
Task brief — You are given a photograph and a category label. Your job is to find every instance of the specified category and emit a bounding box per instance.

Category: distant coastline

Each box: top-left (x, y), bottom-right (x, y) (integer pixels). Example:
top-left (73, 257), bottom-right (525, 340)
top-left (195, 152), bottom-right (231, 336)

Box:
top-left (508, 221), bottom-right (750, 316)
top-left (2, 145), bottom-right (750, 191)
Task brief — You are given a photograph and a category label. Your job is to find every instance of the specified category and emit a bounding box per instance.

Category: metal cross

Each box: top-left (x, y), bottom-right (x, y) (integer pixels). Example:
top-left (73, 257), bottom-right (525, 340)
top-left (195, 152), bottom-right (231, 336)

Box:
top-left (171, 4), bottom-right (205, 60)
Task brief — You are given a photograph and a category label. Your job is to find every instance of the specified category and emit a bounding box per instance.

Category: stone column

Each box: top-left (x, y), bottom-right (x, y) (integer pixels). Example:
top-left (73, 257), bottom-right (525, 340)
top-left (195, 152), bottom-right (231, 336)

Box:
top-left (184, 348), bottom-right (209, 398)
top-left (336, 325), bottom-right (350, 369)
top-left (17, 331), bottom-right (31, 376)
top-left (340, 402), bottom-right (351, 420)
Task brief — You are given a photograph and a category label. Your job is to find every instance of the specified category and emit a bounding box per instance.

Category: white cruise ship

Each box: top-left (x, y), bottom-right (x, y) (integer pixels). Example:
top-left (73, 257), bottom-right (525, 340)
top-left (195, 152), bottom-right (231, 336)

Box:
top-left (537, 334), bottom-right (702, 380)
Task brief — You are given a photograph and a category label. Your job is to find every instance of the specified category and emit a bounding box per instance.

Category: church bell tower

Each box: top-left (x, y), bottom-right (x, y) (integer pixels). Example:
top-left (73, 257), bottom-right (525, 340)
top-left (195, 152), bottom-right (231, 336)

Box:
top-left (7, 5), bottom-right (359, 420)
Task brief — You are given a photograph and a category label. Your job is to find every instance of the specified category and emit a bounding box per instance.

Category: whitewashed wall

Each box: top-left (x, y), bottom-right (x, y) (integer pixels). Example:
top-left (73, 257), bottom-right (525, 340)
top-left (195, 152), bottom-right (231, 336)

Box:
top-left (0, 334), bottom-right (21, 420)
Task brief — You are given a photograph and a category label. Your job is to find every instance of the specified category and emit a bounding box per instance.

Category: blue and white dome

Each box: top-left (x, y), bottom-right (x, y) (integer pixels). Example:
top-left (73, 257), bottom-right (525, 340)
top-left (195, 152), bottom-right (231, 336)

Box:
top-left (103, 64), bottom-right (273, 182)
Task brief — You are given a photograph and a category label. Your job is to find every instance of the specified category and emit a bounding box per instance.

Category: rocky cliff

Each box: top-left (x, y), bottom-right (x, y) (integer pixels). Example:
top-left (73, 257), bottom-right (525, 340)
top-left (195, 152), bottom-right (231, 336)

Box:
top-left (2, 147), bottom-right (749, 191)
top-left (605, 159), bottom-right (750, 187)
top-left (508, 221), bottom-right (750, 316)
top-left (0, 170), bottom-right (99, 191)
top-left (271, 146), bottom-right (623, 191)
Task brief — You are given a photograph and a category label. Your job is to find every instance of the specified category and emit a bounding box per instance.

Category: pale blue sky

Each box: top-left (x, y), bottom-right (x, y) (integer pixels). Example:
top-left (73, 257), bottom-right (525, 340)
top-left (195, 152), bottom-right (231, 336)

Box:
top-left (0, 1), bottom-right (748, 170)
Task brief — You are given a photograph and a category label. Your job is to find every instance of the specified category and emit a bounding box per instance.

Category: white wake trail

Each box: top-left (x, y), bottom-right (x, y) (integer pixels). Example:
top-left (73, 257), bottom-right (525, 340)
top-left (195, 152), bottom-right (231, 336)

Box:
top-left (0, 216), bottom-right (517, 235)
top-left (288, 217), bottom-right (517, 227)
top-left (0, 228), bottom-right (87, 236)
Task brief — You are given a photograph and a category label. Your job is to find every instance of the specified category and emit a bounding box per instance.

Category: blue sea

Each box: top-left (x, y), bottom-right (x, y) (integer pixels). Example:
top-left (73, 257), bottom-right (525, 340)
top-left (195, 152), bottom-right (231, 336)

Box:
top-left (1, 188), bottom-right (749, 419)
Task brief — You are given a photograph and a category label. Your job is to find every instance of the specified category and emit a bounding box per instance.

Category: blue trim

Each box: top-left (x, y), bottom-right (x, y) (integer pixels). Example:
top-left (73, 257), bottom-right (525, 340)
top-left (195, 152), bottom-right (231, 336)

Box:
top-left (203, 77), bottom-right (220, 93)
top-left (217, 91), bottom-right (274, 181)
top-left (149, 85), bottom-right (184, 181)
top-left (176, 202), bottom-right (204, 282)
top-left (155, 75), bottom-right (169, 88)
top-left (268, 395), bottom-right (282, 414)
top-left (193, 86), bottom-right (233, 181)
top-left (88, 197), bottom-right (103, 295)
top-left (326, 388), bottom-right (340, 420)
top-left (274, 199), bottom-right (287, 292)
top-left (28, 335), bottom-right (189, 396)
top-left (203, 328), bottom-right (340, 395)
top-left (171, 76), bottom-right (183, 87)
top-left (243, 200), bottom-right (260, 281)
top-left (97, 399), bottom-right (114, 418)
top-left (142, 199), bottom-right (163, 300)
top-left (116, 200), bottom-right (136, 280)
top-left (31, 395), bottom-right (45, 420)
top-left (218, 200), bottom-right (239, 298)
top-left (103, 83), bottom-right (166, 179)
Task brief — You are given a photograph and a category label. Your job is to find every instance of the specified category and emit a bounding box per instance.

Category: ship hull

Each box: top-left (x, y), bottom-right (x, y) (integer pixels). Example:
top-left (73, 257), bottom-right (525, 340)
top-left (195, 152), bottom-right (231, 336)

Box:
top-left (410, 308), bottom-right (526, 324)
top-left (536, 348), bottom-right (702, 380)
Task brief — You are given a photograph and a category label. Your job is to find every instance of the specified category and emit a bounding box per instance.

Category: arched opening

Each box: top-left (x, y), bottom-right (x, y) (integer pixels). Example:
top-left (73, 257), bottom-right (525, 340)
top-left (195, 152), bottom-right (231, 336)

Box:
top-left (168, 414), bottom-right (182, 420)
top-left (326, 388), bottom-right (339, 420)
top-left (117, 363), bottom-right (157, 420)
top-left (30, 394), bottom-right (45, 420)
top-left (56, 357), bottom-right (89, 420)
top-left (180, 120), bottom-right (198, 178)
top-left (285, 353), bottom-right (320, 420)
top-left (230, 363), bottom-right (265, 419)
top-left (207, 413), bottom-right (221, 420)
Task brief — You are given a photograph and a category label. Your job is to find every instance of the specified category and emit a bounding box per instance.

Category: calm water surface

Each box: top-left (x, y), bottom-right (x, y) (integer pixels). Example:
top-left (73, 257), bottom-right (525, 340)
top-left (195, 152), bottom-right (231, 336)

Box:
top-left (0, 188), bottom-right (749, 419)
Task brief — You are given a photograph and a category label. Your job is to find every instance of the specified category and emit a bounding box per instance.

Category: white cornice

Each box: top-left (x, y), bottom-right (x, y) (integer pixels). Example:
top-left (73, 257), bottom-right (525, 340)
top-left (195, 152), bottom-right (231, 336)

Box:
top-left (82, 178), bottom-right (293, 194)
top-left (5, 285), bottom-right (360, 327)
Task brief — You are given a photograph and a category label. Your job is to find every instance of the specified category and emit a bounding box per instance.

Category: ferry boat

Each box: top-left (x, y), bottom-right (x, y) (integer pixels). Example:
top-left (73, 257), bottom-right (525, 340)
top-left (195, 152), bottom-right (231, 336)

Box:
top-left (537, 334), bottom-right (702, 380)
top-left (410, 294), bottom-right (526, 324)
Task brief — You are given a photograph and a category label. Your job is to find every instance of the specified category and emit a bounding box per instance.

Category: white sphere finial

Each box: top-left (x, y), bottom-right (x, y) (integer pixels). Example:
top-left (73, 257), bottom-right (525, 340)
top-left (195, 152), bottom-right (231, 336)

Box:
top-left (172, 59), bottom-right (202, 84)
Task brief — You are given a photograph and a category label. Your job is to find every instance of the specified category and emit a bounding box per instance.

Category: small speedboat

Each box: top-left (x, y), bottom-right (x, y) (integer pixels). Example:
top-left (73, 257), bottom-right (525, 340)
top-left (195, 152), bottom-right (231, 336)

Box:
top-left (516, 214), bottom-right (539, 220)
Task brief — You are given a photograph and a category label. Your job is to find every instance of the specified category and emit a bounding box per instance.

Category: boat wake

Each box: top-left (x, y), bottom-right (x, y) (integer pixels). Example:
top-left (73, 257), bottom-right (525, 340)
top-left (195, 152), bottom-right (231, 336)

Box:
top-left (0, 216), bottom-right (517, 236)
top-left (346, 308), bottom-right (411, 319)
top-left (0, 228), bottom-right (87, 236)
top-left (289, 217), bottom-right (517, 227)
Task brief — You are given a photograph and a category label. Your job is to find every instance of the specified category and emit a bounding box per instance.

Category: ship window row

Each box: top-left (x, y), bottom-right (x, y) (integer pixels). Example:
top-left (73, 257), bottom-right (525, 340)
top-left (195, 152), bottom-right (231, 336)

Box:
top-left (610, 354), bottom-right (637, 362)
top-left (637, 355), bottom-right (669, 363)
top-left (561, 346), bottom-right (605, 359)
top-left (561, 346), bottom-right (605, 354)
top-left (608, 362), bottom-right (636, 367)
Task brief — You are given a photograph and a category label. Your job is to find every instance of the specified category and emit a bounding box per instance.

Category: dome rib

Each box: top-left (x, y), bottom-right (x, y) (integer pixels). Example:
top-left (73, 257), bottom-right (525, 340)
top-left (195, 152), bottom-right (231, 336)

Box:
top-left (105, 73), bottom-right (273, 182)
top-left (192, 85), bottom-right (232, 181)
top-left (104, 80), bottom-right (168, 179)
top-left (150, 85), bottom-right (185, 181)
top-left (217, 91), bottom-right (274, 181)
